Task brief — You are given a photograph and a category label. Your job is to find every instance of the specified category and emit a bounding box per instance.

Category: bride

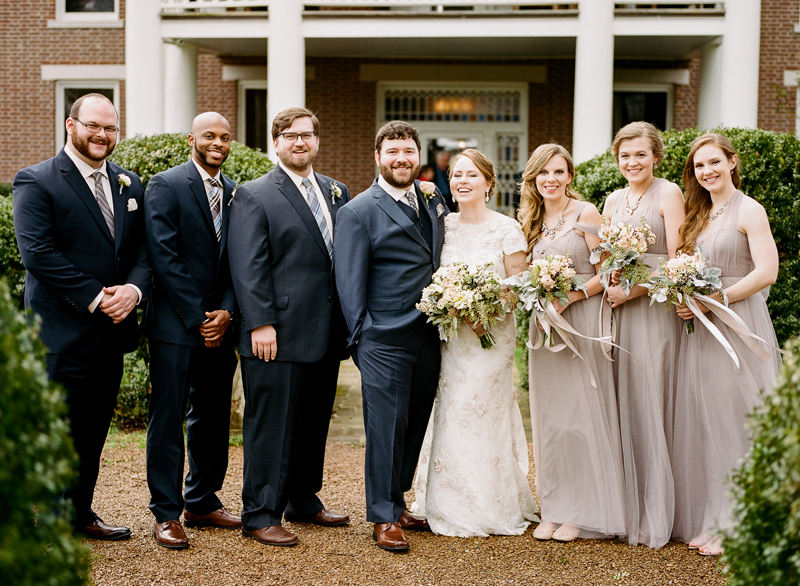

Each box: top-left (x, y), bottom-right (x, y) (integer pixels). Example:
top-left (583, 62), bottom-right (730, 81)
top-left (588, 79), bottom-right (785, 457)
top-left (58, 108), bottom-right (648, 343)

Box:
top-left (411, 149), bottom-right (539, 537)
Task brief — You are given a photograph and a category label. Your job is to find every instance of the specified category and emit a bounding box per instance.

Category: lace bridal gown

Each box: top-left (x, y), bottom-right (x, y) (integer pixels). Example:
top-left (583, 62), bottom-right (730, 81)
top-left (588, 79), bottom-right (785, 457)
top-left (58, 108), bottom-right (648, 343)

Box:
top-left (411, 212), bottom-right (539, 537)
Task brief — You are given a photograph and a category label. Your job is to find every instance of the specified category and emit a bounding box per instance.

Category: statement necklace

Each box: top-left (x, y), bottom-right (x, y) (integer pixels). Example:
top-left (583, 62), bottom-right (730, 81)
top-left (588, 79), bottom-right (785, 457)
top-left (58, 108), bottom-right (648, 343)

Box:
top-left (541, 198), bottom-right (571, 240)
top-left (709, 195), bottom-right (733, 221)
top-left (624, 177), bottom-right (655, 216)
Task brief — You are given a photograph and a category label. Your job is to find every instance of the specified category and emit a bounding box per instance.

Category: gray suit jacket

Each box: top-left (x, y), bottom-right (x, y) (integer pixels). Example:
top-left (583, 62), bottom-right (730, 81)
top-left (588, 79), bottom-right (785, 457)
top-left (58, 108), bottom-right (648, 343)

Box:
top-left (333, 179), bottom-right (448, 349)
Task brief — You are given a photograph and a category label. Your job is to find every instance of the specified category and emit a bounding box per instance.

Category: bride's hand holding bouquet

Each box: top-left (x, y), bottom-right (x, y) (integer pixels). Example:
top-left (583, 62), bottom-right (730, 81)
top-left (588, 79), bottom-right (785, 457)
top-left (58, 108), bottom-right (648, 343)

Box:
top-left (416, 262), bottom-right (517, 350)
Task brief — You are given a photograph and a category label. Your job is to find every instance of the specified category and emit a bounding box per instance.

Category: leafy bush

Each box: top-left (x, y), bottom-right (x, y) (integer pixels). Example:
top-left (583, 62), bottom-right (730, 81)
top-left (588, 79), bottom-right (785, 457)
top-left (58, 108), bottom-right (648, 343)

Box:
top-left (573, 126), bottom-right (800, 346)
top-left (0, 182), bottom-right (12, 197)
top-left (109, 134), bottom-right (274, 190)
top-left (723, 337), bottom-right (800, 585)
top-left (113, 341), bottom-right (150, 429)
top-left (0, 281), bottom-right (92, 586)
top-left (0, 195), bottom-right (25, 304)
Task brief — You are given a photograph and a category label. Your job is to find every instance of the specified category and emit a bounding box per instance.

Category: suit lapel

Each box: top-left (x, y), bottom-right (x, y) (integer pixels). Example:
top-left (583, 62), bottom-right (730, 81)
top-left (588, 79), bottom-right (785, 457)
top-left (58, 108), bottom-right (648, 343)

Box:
top-left (186, 162), bottom-right (216, 238)
top-left (275, 167), bottom-right (330, 260)
top-left (108, 167), bottom-right (126, 253)
top-left (373, 184), bottom-right (429, 251)
top-left (418, 182), bottom-right (442, 255)
top-left (219, 174), bottom-right (235, 260)
top-left (315, 173), bottom-right (338, 230)
top-left (57, 151), bottom-right (114, 244)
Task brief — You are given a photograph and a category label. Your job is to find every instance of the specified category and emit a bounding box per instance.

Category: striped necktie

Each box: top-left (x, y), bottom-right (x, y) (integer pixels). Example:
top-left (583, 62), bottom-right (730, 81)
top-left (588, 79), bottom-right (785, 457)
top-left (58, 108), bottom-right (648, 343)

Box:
top-left (405, 190), bottom-right (419, 218)
top-left (92, 171), bottom-right (115, 238)
top-left (302, 177), bottom-right (333, 259)
top-left (208, 177), bottom-right (221, 242)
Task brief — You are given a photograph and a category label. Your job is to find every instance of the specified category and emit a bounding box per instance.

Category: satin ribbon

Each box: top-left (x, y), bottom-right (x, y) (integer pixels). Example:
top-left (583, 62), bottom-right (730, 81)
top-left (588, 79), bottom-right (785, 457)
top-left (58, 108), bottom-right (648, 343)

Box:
top-left (684, 294), bottom-right (785, 372)
top-left (528, 299), bottom-right (618, 388)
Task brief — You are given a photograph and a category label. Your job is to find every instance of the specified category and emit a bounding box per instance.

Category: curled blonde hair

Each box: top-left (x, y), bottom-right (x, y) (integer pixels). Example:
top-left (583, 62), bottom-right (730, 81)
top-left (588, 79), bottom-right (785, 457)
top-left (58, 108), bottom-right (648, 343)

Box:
top-left (518, 143), bottom-right (581, 253)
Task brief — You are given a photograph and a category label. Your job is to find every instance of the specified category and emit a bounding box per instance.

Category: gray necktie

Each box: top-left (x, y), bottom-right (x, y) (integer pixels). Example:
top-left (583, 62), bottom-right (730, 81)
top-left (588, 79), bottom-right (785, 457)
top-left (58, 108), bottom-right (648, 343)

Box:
top-left (208, 177), bottom-right (221, 242)
top-left (92, 171), bottom-right (115, 238)
top-left (405, 190), bottom-right (419, 218)
top-left (302, 177), bottom-right (333, 259)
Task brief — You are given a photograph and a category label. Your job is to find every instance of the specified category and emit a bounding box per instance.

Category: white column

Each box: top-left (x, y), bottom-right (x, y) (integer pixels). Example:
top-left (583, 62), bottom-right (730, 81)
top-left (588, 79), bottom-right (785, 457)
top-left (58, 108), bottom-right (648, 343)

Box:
top-left (125, 0), bottom-right (163, 137)
top-left (718, 0), bottom-right (761, 127)
top-left (163, 42), bottom-right (198, 134)
top-left (697, 39), bottom-right (723, 130)
top-left (572, 1), bottom-right (615, 163)
top-left (267, 0), bottom-right (305, 158)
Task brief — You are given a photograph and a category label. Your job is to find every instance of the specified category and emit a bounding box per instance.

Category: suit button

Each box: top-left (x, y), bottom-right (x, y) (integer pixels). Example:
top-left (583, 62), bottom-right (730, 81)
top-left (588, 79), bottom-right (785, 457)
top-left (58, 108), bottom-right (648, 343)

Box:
top-left (327, 296), bottom-right (332, 302)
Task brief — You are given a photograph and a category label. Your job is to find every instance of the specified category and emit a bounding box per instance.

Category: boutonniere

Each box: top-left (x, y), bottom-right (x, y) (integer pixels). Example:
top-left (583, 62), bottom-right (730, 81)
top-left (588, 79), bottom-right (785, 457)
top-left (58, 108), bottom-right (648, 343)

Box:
top-left (330, 181), bottom-right (342, 206)
top-left (419, 181), bottom-right (437, 203)
top-left (127, 198), bottom-right (138, 212)
top-left (436, 203), bottom-right (446, 217)
top-left (118, 173), bottom-right (131, 195)
top-left (227, 186), bottom-right (237, 207)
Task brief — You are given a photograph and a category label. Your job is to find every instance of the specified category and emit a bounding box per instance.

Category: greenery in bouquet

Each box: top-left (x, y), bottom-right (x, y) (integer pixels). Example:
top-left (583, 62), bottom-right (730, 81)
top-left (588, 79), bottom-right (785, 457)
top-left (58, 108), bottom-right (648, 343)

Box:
top-left (416, 262), bottom-right (517, 349)
top-left (590, 215), bottom-right (656, 294)
top-left (642, 247), bottom-right (727, 334)
top-left (504, 253), bottom-right (586, 316)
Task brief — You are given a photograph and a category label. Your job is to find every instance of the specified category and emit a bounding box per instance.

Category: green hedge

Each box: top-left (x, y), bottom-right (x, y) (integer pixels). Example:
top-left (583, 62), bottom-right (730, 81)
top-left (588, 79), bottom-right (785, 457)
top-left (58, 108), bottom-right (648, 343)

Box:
top-left (573, 127), bottom-right (800, 346)
top-left (0, 281), bottom-right (91, 585)
top-left (723, 337), bottom-right (800, 585)
top-left (109, 133), bottom-right (274, 190)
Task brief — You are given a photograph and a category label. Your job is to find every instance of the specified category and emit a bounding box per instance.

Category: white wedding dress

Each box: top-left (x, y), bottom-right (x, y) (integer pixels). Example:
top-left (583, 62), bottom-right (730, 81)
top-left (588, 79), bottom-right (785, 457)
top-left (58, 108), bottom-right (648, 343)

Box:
top-left (411, 212), bottom-right (539, 537)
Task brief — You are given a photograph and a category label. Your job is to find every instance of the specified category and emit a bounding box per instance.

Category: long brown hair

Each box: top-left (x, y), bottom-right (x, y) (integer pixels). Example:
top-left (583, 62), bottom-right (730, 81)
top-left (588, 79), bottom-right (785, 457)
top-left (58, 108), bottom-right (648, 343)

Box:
top-left (518, 143), bottom-right (581, 253)
top-left (678, 133), bottom-right (741, 252)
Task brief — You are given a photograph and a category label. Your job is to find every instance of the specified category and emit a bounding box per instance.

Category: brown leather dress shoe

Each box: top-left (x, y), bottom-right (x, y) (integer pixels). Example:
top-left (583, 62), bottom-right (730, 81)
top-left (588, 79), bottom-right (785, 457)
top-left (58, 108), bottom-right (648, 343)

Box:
top-left (285, 509), bottom-right (350, 527)
top-left (76, 518), bottom-right (132, 541)
top-left (153, 520), bottom-right (189, 550)
top-left (398, 509), bottom-right (430, 531)
top-left (373, 522), bottom-right (409, 552)
top-left (242, 525), bottom-right (299, 547)
top-left (184, 507), bottom-right (242, 529)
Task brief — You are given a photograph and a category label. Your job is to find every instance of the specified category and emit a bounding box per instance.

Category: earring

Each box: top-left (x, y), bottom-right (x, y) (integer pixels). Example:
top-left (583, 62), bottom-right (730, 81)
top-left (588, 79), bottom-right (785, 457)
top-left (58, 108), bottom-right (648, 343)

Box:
top-left (485, 189), bottom-right (491, 203)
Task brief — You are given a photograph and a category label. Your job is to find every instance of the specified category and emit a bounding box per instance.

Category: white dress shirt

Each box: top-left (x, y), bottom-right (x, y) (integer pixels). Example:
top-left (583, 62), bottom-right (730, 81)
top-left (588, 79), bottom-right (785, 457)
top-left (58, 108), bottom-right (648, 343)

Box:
top-left (63, 145), bottom-right (142, 311)
top-left (378, 175), bottom-right (417, 210)
top-left (191, 159), bottom-right (223, 205)
top-left (279, 162), bottom-right (334, 240)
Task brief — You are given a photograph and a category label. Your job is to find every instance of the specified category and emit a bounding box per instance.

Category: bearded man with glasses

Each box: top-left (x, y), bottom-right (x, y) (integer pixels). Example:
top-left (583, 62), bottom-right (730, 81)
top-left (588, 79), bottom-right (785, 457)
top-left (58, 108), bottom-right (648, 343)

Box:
top-left (13, 93), bottom-right (150, 541)
top-left (228, 107), bottom-right (351, 547)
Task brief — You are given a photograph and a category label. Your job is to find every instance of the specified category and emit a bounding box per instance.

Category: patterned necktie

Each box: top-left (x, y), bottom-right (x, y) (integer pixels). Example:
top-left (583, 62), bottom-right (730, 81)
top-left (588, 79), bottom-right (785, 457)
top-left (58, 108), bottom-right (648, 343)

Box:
top-left (406, 190), bottom-right (419, 218)
top-left (302, 177), bottom-right (333, 259)
top-left (208, 177), bottom-right (221, 242)
top-left (92, 171), bottom-right (115, 238)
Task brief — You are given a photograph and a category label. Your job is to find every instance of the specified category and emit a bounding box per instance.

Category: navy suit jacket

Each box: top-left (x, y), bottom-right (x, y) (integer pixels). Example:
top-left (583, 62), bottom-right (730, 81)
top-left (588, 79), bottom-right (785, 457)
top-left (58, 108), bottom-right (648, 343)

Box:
top-left (228, 165), bottom-right (350, 363)
top-left (333, 179), bottom-right (448, 350)
top-left (143, 161), bottom-right (237, 346)
top-left (13, 149), bottom-right (150, 356)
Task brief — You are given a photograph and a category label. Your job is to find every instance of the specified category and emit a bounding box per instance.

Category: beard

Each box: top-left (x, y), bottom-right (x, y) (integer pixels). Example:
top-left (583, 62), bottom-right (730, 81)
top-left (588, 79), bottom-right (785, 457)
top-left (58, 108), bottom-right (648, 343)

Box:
top-left (379, 160), bottom-right (420, 190)
top-left (71, 131), bottom-right (115, 162)
top-left (277, 147), bottom-right (317, 175)
top-left (193, 144), bottom-right (227, 170)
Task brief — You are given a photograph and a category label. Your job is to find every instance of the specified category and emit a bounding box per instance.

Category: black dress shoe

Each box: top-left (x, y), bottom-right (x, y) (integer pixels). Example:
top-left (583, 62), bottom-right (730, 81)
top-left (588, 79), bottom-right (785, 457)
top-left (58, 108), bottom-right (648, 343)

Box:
top-left (76, 518), bottom-right (132, 541)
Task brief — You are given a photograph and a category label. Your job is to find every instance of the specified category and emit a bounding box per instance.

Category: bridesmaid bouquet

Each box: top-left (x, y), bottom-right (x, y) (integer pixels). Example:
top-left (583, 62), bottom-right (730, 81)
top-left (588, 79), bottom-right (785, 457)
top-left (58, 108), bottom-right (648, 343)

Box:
top-left (416, 262), bottom-right (517, 350)
top-left (590, 216), bottom-right (656, 294)
top-left (642, 247), bottom-right (727, 334)
top-left (503, 254), bottom-right (586, 318)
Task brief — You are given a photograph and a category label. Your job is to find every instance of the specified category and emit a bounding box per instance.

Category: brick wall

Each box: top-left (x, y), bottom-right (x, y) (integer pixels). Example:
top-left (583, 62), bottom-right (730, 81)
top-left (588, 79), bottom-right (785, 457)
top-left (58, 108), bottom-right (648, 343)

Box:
top-left (758, 0), bottom-right (800, 132)
top-left (0, 0), bottom-right (127, 183)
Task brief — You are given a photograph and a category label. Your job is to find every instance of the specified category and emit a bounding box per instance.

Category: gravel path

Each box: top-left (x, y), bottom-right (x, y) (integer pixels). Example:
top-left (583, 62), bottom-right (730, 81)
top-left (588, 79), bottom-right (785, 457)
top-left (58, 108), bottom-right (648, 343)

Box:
top-left (89, 433), bottom-right (726, 585)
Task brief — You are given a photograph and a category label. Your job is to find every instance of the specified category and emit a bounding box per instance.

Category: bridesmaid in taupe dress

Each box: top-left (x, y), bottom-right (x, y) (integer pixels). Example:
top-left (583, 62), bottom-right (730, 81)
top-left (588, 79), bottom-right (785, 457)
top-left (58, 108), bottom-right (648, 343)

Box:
top-left (672, 133), bottom-right (781, 557)
top-left (602, 122), bottom-right (685, 548)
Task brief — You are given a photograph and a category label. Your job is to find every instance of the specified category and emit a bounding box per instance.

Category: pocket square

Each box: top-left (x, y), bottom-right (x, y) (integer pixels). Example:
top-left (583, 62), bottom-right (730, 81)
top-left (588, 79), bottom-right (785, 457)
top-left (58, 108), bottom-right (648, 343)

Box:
top-left (436, 203), bottom-right (445, 217)
top-left (127, 198), bottom-right (138, 212)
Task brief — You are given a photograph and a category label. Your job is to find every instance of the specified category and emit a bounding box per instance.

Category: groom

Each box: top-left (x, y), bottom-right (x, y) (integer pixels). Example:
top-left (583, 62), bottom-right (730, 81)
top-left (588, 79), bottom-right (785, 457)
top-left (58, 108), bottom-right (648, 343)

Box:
top-left (334, 120), bottom-right (448, 552)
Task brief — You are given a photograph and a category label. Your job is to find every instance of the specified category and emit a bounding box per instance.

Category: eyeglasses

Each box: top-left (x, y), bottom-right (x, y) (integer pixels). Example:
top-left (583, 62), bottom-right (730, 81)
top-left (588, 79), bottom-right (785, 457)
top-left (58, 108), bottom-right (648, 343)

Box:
top-left (276, 131), bottom-right (318, 143)
top-left (73, 118), bottom-right (119, 135)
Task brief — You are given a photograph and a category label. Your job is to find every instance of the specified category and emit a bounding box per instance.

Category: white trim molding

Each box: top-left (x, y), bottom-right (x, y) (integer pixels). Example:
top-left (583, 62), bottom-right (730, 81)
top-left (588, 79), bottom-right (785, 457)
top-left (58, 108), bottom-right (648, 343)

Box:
top-left (222, 65), bottom-right (315, 81)
top-left (782, 70), bottom-right (800, 137)
top-left (613, 82), bottom-right (675, 131)
top-left (42, 65), bottom-right (126, 81)
top-left (50, 0), bottom-right (121, 27)
top-left (614, 68), bottom-right (690, 86)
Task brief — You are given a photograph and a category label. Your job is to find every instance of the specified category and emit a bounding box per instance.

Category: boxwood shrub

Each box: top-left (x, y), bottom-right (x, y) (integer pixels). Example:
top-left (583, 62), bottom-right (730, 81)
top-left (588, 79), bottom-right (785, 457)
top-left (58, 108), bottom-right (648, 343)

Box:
top-left (723, 336), bottom-right (800, 585)
top-left (0, 281), bottom-right (91, 585)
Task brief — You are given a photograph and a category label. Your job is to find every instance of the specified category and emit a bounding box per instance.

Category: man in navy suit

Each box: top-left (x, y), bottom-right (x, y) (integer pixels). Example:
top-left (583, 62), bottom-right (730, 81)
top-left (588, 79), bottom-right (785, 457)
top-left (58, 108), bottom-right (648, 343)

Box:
top-left (143, 112), bottom-right (240, 549)
top-left (334, 120), bottom-right (448, 552)
top-left (228, 107), bottom-right (350, 547)
top-left (13, 93), bottom-right (150, 540)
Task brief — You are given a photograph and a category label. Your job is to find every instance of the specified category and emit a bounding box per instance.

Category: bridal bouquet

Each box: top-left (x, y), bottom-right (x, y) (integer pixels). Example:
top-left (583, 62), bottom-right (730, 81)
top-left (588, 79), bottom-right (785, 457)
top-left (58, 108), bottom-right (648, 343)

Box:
top-left (589, 216), bottom-right (656, 294)
top-left (416, 262), bottom-right (517, 349)
top-left (503, 254), bottom-right (586, 317)
top-left (642, 247), bottom-right (727, 334)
